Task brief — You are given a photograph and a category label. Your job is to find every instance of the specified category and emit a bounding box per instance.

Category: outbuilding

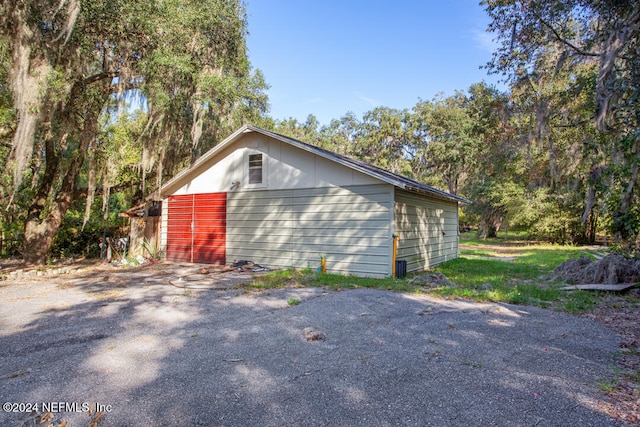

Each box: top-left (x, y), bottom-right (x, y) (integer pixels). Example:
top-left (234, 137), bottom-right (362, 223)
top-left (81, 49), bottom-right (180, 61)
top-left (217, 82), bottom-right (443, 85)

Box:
top-left (156, 124), bottom-right (468, 278)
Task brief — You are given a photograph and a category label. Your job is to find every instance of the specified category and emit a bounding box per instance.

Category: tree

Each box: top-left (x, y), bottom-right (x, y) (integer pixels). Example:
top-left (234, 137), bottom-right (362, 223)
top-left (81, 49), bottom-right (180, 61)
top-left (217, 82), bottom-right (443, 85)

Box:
top-left (319, 112), bottom-right (361, 156)
top-left (482, 0), bottom-right (640, 244)
top-left (411, 93), bottom-right (480, 195)
top-left (458, 83), bottom-right (518, 238)
top-left (0, 0), bottom-right (267, 264)
top-left (356, 107), bottom-right (414, 175)
top-left (272, 115), bottom-right (322, 145)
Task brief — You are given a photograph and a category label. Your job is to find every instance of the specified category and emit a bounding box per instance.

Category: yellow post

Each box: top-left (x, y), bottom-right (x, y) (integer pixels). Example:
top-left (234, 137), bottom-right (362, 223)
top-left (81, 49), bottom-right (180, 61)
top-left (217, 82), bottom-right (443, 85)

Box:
top-left (392, 233), bottom-right (399, 278)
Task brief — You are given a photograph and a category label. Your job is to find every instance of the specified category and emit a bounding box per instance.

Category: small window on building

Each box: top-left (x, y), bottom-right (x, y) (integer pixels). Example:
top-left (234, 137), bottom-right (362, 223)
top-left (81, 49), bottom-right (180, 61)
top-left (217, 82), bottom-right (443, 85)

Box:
top-left (248, 153), bottom-right (263, 184)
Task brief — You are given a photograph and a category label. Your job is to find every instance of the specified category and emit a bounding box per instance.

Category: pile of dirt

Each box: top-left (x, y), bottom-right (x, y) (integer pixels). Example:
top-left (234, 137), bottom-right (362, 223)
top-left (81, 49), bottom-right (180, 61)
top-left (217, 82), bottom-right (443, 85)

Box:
top-left (548, 254), bottom-right (640, 284)
top-left (407, 272), bottom-right (455, 288)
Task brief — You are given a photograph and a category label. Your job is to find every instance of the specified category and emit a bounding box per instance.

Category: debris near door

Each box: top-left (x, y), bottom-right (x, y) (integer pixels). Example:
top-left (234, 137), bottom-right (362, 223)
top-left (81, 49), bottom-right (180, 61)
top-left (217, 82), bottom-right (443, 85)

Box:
top-left (559, 283), bottom-right (638, 292)
top-left (232, 260), bottom-right (270, 272)
top-left (302, 327), bottom-right (326, 342)
top-left (549, 254), bottom-right (640, 292)
top-left (194, 262), bottom-right (270, 275)
top-left (197, 265), bottom-right (235, 275)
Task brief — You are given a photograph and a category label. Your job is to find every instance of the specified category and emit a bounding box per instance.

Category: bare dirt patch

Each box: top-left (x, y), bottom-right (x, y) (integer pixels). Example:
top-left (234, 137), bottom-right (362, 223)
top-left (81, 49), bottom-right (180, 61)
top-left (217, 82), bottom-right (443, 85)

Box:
top-left (459, 243), bottom-right (526, 260)
top-left (407, 272), bottom-right (455, 288)
top-left (548, 254), bottom-right (640, 425)
top-left (581, 294), bottom-right (640, 426)
top-left (0, 258), bottom-right (258, 290)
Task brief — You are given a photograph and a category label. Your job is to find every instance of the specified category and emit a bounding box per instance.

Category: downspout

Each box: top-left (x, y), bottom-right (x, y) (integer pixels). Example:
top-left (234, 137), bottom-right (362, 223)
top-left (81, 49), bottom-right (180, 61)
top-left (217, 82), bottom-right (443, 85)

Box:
top-left (392, 233), bottom-right (399, 278)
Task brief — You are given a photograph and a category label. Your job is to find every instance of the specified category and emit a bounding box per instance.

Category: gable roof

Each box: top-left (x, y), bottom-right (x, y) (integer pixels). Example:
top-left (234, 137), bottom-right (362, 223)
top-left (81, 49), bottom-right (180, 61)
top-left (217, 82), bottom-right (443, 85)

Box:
top-left (157, 124), bottom-right (470, 204)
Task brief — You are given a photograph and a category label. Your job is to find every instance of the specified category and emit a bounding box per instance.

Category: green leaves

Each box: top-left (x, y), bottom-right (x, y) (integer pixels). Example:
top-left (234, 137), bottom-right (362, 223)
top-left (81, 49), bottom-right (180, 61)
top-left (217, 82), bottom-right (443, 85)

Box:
top-left (481, 0), bottom-right (640, 246)
top-left (413, 94), bottom-right (480, 195)
top-left (1, 0), bottom-right (269, 263)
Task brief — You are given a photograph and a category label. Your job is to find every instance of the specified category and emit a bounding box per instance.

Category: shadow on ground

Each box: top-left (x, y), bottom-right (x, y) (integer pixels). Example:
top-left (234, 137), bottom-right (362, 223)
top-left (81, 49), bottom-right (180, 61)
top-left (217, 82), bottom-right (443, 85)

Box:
top-left (0, 262), bottom-right (621, 426)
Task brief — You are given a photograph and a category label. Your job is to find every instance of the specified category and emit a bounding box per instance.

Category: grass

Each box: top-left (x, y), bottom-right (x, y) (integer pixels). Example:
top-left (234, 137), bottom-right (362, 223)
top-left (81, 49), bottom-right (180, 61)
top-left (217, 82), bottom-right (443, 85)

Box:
top-left (251, 268), bottom-right (414, 292)
top-left (247, 231), bottom-right (608, 313)
top-left (434, 233), bottom-right (604, 311)
top-left (462, 359), bottom-right (483, 368)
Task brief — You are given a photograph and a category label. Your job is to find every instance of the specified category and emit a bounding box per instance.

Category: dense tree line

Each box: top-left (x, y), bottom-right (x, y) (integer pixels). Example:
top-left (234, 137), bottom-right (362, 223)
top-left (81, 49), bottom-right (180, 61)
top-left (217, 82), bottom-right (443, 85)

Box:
top-left (0, 0), bottom-right (267, 263)
top-left (267, 0), bottom-right (639, 248)
top-left (482, 0), bottom-right (639, 246)
top-left (0, 0), bottom-right (638, 263)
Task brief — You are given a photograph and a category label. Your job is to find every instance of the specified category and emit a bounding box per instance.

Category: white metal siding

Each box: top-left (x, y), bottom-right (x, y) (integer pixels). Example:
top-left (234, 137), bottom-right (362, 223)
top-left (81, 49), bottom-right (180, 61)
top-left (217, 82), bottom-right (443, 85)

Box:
top-left (394, 190), bottom-right (459, 272)
top-left (227, 184), bottom-right (394, 277)
top-left (167, 134), bottom-right (380, 196)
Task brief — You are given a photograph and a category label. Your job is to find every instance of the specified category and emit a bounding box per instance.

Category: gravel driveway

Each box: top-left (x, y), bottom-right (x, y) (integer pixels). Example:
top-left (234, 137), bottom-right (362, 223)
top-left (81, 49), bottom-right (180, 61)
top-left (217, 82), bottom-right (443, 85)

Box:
top-left (0, 262), bottom-right (622, 426)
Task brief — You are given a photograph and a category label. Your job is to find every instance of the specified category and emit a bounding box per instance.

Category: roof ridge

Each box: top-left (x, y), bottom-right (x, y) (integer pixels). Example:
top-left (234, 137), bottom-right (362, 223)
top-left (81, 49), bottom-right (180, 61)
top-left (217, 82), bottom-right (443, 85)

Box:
top-left (156, 123), bottom-right (470, 204)
top-left (244, 124), bottom-right (470, 204)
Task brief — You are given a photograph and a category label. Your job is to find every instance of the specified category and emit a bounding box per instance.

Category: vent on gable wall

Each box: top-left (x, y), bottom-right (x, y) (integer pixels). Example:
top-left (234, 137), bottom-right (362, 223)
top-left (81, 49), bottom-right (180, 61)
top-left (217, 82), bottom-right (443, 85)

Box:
top-left (248, 153), bottom-right (263, 184)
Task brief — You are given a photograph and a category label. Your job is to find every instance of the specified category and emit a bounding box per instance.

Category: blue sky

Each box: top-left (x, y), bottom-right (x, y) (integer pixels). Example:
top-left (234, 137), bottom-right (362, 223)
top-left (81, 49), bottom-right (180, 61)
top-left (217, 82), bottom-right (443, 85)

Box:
top-left (245, 1), bottom-right (501, 126)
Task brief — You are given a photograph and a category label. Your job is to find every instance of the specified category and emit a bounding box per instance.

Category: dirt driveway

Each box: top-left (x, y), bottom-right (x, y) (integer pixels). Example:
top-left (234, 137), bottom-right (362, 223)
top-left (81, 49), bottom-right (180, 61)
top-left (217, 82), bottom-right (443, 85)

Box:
top-left (0, 261), bottom-right (626, 426)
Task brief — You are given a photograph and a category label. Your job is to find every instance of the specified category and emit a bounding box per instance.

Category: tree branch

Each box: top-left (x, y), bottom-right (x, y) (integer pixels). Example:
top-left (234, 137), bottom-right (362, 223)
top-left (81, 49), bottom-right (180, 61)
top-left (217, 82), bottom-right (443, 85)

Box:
top-left (73, 180), bottom-right (137, 199)
top-left (73, 169), bottom-right (159, 200)
top-left (534, 12), bottom-right (600, 58)
top-left (83, 71), bottom-right (118, 86)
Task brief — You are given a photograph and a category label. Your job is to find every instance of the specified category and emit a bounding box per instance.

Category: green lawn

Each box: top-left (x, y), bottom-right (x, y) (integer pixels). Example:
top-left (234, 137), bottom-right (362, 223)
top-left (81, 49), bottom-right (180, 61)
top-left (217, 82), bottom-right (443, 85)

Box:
top-left (433, 232), bottom-right (606, 310)
top-left (434, 249), bottom-right (590, 309)
top-left (249, 232), bottom-right (608, 312)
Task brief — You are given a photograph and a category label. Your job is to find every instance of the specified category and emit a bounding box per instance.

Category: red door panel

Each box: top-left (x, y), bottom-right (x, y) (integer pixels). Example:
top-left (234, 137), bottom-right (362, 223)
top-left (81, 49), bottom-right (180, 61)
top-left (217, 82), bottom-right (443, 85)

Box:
top-left (166, 193), bottom-right (226, 264)
top-left (166, 195), bottom-right (193, 262)
top-left (192, 193), bottom-right (226, 264)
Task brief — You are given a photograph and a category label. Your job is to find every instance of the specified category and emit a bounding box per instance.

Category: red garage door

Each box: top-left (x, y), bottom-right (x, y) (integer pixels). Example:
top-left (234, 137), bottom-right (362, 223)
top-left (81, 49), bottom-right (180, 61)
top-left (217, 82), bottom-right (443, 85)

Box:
top-left (166, 193), bottom-right (226, 264)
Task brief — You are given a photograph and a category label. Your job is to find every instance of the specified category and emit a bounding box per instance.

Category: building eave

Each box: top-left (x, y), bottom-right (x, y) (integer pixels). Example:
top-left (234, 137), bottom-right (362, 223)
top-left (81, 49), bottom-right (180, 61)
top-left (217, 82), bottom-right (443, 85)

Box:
top-left (244, 125), bottom-right (470, 204)
top-left (152, 124), bottom-right (470, 205)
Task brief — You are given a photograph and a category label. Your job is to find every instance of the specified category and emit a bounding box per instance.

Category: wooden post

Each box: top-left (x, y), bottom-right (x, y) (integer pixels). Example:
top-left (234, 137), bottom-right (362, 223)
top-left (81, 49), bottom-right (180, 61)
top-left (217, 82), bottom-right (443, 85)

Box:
top-left (392, 233), bottom-right (399, 278)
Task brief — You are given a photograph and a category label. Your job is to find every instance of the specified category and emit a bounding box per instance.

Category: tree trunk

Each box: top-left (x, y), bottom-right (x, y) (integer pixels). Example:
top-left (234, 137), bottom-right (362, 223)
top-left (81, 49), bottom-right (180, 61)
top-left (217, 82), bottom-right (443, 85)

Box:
top-left (23, 143), bottom-right (89, 264)
top-left (23, 214), bottom-right (64, 265)
top-left (23, 136), bottom-right (60, 264)
top-left (22, 100), bottom-right (101, 264)
top-left (478, 208), bottom-right (503, 239)
top-left (613, 161), bottom-right (639, 243)
top-left (4, 2), bottom-right (51, 190)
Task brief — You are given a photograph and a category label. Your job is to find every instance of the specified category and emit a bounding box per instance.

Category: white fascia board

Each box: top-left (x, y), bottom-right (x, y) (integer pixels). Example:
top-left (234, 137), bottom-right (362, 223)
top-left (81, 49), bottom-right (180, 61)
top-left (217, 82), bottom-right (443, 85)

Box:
top-left (155, 125), bottom-right (252, 198)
